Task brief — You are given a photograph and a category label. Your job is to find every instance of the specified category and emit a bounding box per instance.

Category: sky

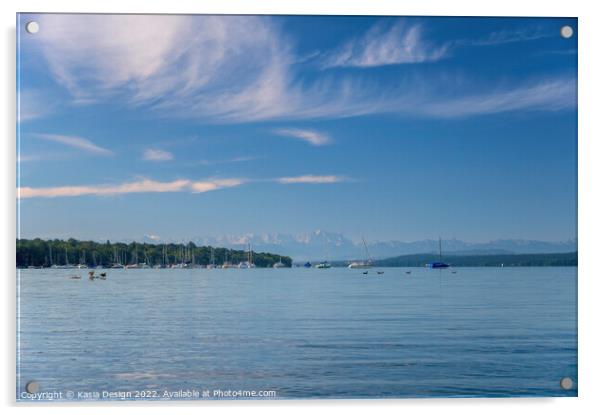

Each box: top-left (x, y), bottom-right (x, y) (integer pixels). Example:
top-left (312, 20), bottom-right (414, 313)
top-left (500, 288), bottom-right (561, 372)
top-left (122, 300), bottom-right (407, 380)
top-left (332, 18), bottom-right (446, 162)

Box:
top-left (16, 14), bottom-right (577, 243)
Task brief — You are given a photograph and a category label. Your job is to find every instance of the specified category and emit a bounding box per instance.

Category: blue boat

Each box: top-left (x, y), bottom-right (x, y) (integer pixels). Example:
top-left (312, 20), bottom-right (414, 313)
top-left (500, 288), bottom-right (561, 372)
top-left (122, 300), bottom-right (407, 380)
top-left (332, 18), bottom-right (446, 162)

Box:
top-left (428, 237), bottom-right (450, 269)
top-left (304, 262), bottom-right (312, 268)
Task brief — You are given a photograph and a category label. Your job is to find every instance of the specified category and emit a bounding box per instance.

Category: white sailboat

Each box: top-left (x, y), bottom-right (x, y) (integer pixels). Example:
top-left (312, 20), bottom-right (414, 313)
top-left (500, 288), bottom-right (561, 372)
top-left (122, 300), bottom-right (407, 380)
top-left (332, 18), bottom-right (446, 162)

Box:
top-left (238, 243), bottom-right (256, 268)
top-left (273, 256), bottom-right (286, 268)
top-left (348, 238), bottom-right (373, 269)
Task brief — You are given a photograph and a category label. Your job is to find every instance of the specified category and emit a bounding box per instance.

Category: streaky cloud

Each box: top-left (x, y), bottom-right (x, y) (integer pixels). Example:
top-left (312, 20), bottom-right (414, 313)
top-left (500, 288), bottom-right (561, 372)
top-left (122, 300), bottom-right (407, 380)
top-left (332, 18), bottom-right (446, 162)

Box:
top-left (193, 155), bottom-right (261, 166)
top-left (416, 78), bottom-right (576, 118)
top-left (34, 133), bottom-right (112, 155)
top-left (189, 179), bottom-right (246, 193)
top-left (18, 178), bottom-right (249, 199)
top-left (276, 175), bottom-right (346, 184)
top-left (19, 179), bottom-right (191, 199)
top-left (18, 175), bottom-right (347, 199)
top-left (18, 89), bottom-right (56, 122)
top-left (456, 27), bottom-right (552, 47)
top-left (143, 148), bottom-right (174, 161)
top-left (322, 21), bottom-right (449, 68)
top-left (31, 15), bottom-right (575, 123)
top-left (273, 128), bottom-right (331, 146)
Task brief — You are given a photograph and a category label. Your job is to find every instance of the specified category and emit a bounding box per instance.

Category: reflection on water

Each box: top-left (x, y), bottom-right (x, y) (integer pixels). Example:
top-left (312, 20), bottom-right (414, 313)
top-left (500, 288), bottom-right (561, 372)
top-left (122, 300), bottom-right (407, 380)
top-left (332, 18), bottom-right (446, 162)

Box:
top-left (17, 267), bottom-right (577, 400)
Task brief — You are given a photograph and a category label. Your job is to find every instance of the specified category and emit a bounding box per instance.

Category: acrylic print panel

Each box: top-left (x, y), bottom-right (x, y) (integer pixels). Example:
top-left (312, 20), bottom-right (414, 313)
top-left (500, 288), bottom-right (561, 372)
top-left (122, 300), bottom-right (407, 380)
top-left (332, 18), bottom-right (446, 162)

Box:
top-left (16, 13), bottom-right (577, 401)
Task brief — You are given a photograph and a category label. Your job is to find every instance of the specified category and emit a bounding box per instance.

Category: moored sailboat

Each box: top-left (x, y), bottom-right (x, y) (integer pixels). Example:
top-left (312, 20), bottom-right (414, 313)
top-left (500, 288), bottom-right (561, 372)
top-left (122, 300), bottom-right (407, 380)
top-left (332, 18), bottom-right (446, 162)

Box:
top-left (428, 237), bottom-right (450, 269)
top-left (348, 238), bottom-right (373, 269)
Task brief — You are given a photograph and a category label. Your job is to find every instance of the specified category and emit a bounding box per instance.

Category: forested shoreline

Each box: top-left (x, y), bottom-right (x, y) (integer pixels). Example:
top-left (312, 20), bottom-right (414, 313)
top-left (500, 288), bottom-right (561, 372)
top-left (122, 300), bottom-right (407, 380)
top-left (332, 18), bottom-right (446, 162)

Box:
top-left (16, 238), bottom-right (292, 268)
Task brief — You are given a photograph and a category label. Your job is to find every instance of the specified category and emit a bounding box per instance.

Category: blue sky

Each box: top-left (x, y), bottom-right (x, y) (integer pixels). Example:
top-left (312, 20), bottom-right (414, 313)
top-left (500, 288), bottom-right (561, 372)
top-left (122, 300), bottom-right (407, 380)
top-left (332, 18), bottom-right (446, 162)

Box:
top-left (17, 14), bottom-right (577, 243)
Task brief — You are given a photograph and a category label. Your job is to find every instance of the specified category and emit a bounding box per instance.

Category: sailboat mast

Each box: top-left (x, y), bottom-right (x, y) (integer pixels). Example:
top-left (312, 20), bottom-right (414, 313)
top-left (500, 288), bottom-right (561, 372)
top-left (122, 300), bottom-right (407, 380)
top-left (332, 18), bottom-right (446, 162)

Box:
top-left (362, 237), bottom-right (371, 263)
top-left (439, 237), bottom-right (442, 262)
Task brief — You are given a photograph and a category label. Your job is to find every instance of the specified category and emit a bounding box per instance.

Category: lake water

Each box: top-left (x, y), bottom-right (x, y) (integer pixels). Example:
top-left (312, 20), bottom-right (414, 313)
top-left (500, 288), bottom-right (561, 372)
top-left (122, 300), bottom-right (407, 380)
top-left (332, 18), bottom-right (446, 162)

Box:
top-left (17, 267), bottom-right (577, 401)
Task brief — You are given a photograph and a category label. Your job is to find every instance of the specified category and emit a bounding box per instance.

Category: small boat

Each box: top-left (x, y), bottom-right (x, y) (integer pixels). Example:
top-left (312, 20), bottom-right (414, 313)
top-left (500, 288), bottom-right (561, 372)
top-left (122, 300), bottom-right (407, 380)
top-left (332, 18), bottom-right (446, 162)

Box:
top-left (304, 262), bottom-right (312, 268)
top-left (428, 238), bottom-right (450, 269)
top-left (88, 271), bottom-right (95, 278)
top-left (238, 244), bottom-right (256, 268)
top-left (315, 261), bottom-right (331, 269)
top-left (405, 270), bottom-right (411, 274)
top-left (348, 238), bottom-right (373, 269)
top-left (100, 272), bottom-right (107, 278)
top-left (362, 271), bottom-right (368, 275)
top-left (69, 275), bottom-right (81, 280)
top-left (452, 270), bottom-right (457, 274)
top-left (377, 271), bottom-right (384, 275)
top-left (273, 256), bottom-right (287, 268)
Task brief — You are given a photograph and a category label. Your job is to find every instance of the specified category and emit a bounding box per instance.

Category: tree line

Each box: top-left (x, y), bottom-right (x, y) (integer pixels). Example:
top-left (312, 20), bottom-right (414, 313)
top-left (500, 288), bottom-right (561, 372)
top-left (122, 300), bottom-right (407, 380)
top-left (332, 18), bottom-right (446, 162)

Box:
top-left (370, 252), bottom-right (577, 267)
top-left (16, 238), bottom-right (292, 268)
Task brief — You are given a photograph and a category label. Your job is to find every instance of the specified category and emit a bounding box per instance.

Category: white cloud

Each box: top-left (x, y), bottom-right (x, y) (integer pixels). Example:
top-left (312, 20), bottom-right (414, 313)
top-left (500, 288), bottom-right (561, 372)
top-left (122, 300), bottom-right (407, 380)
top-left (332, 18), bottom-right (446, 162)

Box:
top-left (31, 15), bottom-right (576, 122)
top-left (322, 21), bottom-right (449, 68)
top-left (276, 175), bottom-right (346, 184)
top-left (458, 27), bottom-right (550, 47)
top-left (18, 90), bottom-right (56, 122)
top-left (143, 149), bottom-right (174, 161)
top-left (34, 133), bottom-right (112, 155)
top-left (34, 14), bottom-right (294, 122)
top-left (416, 78), bottom-right (576, 118)
top-left (18, 177), bottom-right (246, 199)
top-left (19, 179), bottom-right (190, 199)
top-left (194, 155), bottom-right (261, 166)
top-left (18, 175), bottom-right (347, 199)
top-left (189, 178), bottom-right (246, 193)
top-left (273, 128), bottom-right (331, 146)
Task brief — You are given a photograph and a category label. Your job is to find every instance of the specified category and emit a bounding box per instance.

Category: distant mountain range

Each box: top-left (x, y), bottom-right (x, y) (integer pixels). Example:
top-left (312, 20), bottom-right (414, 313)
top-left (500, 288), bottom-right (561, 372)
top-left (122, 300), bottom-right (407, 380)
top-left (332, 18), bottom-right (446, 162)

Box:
top-left (136, 230), bottom-right (576, 262)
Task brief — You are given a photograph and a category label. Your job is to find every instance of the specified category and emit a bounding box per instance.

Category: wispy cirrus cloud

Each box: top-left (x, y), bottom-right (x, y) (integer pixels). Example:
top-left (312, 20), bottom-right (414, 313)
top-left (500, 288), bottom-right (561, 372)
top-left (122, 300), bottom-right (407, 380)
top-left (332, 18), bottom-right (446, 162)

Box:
top-left (276, 175), bottom-right (346, 184)
top-left (30, 15), bottom-right (576, 122)
top-left (273, 128), bottom-right (331, 146)
top-left (33, 14), bottom-right (294, 122)
top-left (416, 78), bottom-right (576, 118)
top-left (143, 148), bottom-right (174, 161)
top-left (457, 27), bottom-right (551, 47)
top-left (322, 21), bottom-right (449, 68)
top-left (34, 133), bottom-right (112, 155)
top-left (194, 155), bottom-right (261, 166)
top-left (19, 179), bottom-right (190, 199)
top-left (18, 89), bottom-right (57, 122)
top-left (189, 178), bottom-right (246, 193)
top-left (18, 178), bottom-right (245, 199)
top-left (18, 175), bottom-right (345, 199)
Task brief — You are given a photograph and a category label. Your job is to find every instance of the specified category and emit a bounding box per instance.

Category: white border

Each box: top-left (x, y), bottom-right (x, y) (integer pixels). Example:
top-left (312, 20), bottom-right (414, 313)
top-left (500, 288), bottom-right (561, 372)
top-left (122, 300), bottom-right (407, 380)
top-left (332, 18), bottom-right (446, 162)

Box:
top-left (2, 1), bottom-right (601, 414)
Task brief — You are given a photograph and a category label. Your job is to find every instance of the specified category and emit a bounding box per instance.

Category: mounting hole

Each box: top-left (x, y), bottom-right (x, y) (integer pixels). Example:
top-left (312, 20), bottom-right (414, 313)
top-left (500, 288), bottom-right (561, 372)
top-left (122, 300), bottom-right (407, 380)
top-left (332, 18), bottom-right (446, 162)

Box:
top-left (25, 381), bottom-right (39, 394)
top-left (25, 21), bottom-right (39, 34)
top-left (560, 25), bottom-right (573, 39)
top-left (560, 377), bottom-right (574, 390)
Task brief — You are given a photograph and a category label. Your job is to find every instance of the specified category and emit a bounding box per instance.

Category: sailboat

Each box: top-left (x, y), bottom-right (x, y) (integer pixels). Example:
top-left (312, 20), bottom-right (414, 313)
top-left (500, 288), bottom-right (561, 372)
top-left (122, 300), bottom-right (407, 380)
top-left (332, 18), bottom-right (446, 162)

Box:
top-left (273, 256), bottom-right (287, 268)
top-left (428, 237), bottom-right (450, 269)
top-left (111, 247), bottom-right (124, 268)
top-left (59, 247), bottom-right (76, 269)
top-left (238, 244), bottom-right (256, 268)
top-left (207, 247), bottom-right (216, 269)
top-left (348, 238), bottom-right (373, 269)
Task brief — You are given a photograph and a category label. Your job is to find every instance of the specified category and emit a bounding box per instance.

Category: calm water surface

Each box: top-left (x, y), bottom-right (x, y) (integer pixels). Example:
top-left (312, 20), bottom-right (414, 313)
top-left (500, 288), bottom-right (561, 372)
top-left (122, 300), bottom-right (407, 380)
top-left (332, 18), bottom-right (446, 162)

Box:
top-left (17, 267), bottom-right (577, 400)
